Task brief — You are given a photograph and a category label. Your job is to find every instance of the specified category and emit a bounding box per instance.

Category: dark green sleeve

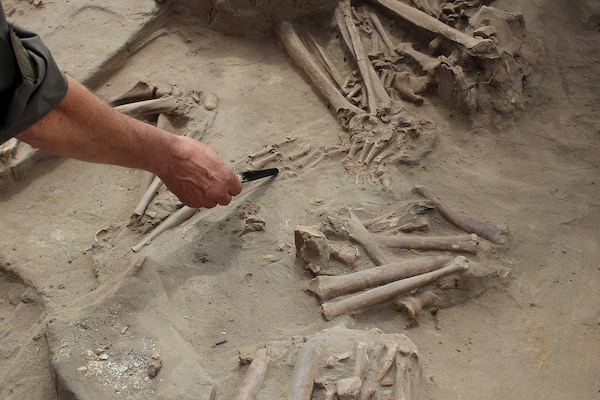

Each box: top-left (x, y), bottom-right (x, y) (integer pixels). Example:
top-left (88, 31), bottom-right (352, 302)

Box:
top-left (0, 3), bottom-right (68, 143)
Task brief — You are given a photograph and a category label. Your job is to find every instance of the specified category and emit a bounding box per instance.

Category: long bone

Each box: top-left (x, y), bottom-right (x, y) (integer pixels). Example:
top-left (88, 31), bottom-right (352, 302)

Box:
top-left (321, 256), bottom-right (468, 320)
top-left (288, 342), bottom-right (320, 400)
top-left (393, 358), bottom-right (410, 400)
top-left (373, 233), bottom-right (478, 254)
top-left (395, 43), bottom-right (441, 73)
top-left (114, 96), bottom-right (178, 118)
top-left (366, 8), bottom-right (395, 55)
top-left (108, 80), bottom-right (153, 107)
top-left (371, 0), bottom-right (498, 57)
top-left (235, 348), bottom-right (271, 400)
top-left (274, 20), bottom-right (363, 120)
top-left (307, 255), bottom-right (453, 302)
top-left (305, 31), bottom-right (347, 92)
top-left (335, 2), bottom-right (379, 114)
top-left (347, 210), bottom-right (390, 266)
top-left (414, 185), bottom-right (508, 244)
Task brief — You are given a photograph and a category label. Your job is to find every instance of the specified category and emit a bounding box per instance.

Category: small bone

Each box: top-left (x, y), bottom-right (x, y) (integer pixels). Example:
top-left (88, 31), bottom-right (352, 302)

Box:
top-left (357, 138), bottom-right (374, 164)
top-left (396, 290), bottom-right (437, 320)
top-left (289, 144), bottom-right (311, 161)
top-left (132, 175), bottom-right (164, 222)
top-left (114, 96), bottom-right (178, 118)
top-left (305, 152), bottom-right (327, 170)
top-left (108, 80), bottom-right (153, 107)
top-left (154, 81), bottom-right (173, 98)
top-left (357, 387), bottom-right (375, 400)
top-left (347, 210), bottom-right (390, 266)
top-left (296, 149), bottom-right (322, 169)
top-left (363, 140), bottom-right (385, 166)
top-left (131, 206), bottom-right (197, 252)
top-left (348, 138), bottom-right (365, 159)
top-left (251, 152), bottom-right (282, 170)
top-left (376, 342), bottom-right (398, 382)
top-left (203, 92), bottom-right (219, 110)
top-left (235, 348), bottom-right (271, 400)
top-left (353, 342), bottom-right (371, 382)
top-left (288, 342), bottom-right (320, 400)
top-left (330, 244), bottom-right (358, 267)
top-left (392, 72), bottom-right (424, 104)
top-left (0, 137), bottom-right (19, 164)
top-left (336, 376), bottom-right (362, 399)
top-left (373, 0), bottom-right (498, 56)
top-left (321, 256), bottom-right (468, 320)
top-left (414, 185), bottom-right (508, 244)
top-left (373, 233), bottom-right (478, 254)
top-left (373, 148), bottom-right (395, 164)
top-left (393, 358), bottom-right (410, 400)
top-left (307, 255), bottom-right (452, 302)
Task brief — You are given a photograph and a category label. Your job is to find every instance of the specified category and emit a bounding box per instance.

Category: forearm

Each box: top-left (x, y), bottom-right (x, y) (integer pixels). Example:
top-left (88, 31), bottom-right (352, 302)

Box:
top-left (16, 75), bottom-right (175, 177)
top-left (16, 75), bottom-right (243, 208)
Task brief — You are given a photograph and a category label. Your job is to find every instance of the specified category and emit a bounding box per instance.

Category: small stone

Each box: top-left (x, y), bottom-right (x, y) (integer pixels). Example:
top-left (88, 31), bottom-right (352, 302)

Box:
top-left (76, 366), bottom-right (87, 372)
top-left (203, 92), bottom-right (218, 110)
top-left (336, 376), bottom-right (362, 399)
top-left (98, 353), bottom-right (109, 361)
top-left (147, 357), bottom-right (162, 378)
top-left (120, 326), bottom-right (128, 334)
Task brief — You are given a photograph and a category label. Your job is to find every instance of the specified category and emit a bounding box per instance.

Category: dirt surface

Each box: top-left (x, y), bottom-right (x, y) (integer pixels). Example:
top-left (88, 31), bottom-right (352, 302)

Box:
top-left (1, 0), bottom-right (599, 399)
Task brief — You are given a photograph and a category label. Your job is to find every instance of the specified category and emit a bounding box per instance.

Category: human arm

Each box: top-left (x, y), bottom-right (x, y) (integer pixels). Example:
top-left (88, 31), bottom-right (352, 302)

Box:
top-left (16, 75), bottom-right (243, 208)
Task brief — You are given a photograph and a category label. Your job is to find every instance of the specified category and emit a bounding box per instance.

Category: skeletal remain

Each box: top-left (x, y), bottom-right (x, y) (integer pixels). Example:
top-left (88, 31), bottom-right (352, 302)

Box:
top-left (132, 175), bottom-right (283, 252)
top-left (373, 233), bottom-right (478, 253)
top-left (357, 386), bottom-right (375, 400)
top-left (203, 92), bottom-right (219, 110)
top-left (154, 81), bottom-right (173, 98)
top-left (114, 96), bottom-right (178, 118)
top-left (251, 152), bottom-right (282, 169)
top-left (108, 80), bottom-right (153, 107)
top-left (393, 358), bottom-right (410, 400)
top-left (348, 138), bottom-right (365, 158)
top-left (395, 290), bottom-right (437, 320)
top-left (289, 144), bottom-right (311, 161)
top-left (373, 148), bottom-right (395, 164)
top-left (346, 210), bottom-right (390, 266)
top-left (132, 176), bottom-right (164, 223)
top-left (336, 2), bottom-right (378, 114)
top-left (395, 43), bottom-right (441, 74)
top-left (391, 71), bottom-right (433, 104)
top-left (306, 32), bottom-right (347, 92)
top-left (295, 225), bottom-right (356, 270)
top-left (376, 342), bottom-right (398, 382)
top-left (307, 255), bottom-right (453, 302)
top-left (336, 376), bottom-right (362, 399)
top-left (357, 138), bottom-right (374, 164)
top-left (274, 20), bottom-right (363, 120)
top-left (288, 342), bottom-right (319, 400)
top-left (414, 185), bottom-right (508, 244)
top-left (412, 0), bottom-right (441, 19)
top-left (321, 256), bottom-right (468, 320)
top-left (353, 342), bottom-right (371, 382)
top-left (0, 137), bottom-right (19, 164)
top-left (366, 8), bottom-right (395, 55)
top-left (235, 348), bottom-right (271, 400)
top-left (372, 0), bottom-right (498, 57)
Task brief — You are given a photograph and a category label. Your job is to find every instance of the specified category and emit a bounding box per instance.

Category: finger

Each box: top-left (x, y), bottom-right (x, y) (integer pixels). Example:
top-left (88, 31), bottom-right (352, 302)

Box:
top-left (216, 192), bottom-right (233, 206)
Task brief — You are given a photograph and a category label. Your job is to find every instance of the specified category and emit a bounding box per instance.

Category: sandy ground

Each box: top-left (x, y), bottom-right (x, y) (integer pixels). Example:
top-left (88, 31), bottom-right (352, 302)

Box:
top-left (1, 0), bottom-right (599, 399)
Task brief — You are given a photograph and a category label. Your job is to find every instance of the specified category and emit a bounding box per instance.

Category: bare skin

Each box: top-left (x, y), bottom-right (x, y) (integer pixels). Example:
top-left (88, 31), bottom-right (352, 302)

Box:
top-left (16, 76), bottom-right (243, 208)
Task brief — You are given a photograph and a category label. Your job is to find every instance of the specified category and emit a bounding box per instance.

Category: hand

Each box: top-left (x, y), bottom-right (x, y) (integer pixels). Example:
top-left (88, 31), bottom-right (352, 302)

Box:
top-left (157, 136), bottom-right (243, 208)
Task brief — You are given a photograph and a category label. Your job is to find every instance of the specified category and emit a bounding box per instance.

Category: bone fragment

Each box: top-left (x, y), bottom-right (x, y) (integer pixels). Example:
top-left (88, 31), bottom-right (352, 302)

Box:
top-left (396, 43), bottom-right (441, 73)
top-left (235, 348), bottom-right (271, 400)
top-left (373, 148), bottom-right (395, 164)
top-left (132, 175), bottom-right (164, 221)
top-left (131, 205), bottom-right (197, 252)
top-left (347, 210), bottom-right (390, 266)
top-left (252, 152), bottom-right (282, 170)
top-left (307, 255), bottom-right (453, 302)
top-left (274, 20), bottom-right (363, 118)
top-left (114, 96), bottom-right (178, 118)
top-left (288, 342), bottom-right (319, 400)
top-left (358, 138), bottom-right (374, 164)
top-left (353, 342), bottom-right (371, 382)
top-left (321, 256), bottom-right (468, 320)
top-left (396, 290), bottom-right (437, 320)
top-left (330, 244), bottom-right (358, 267)
top-left (336, 376), bottom-right (362, 399)
top-left (393, 359), bottom-right (410, 400)
top-left (336, 2), bottom-right (378, 114)
top-left (289, 144), bottom-right (311, 161)
top-left (348, 138), bottom-right (365, 159)
top-left (108, 80), bottom-right (153, 107)
top-left (306, 31), bottom-right (347, 92)
top-left (203, 92), bottom-right (219, 110)
top-left (414, 185), bottom-right (508, 244)
top-left (374, 233), bottom-right (478, 253)
top-left (372, 0), bottom-right (498, 56)
top-left (376, 342), bottom-right (398, 382)
top-left (363, 140), bottom-right (385, 165)
top-left (0, 137), bottom-right (19, 164)
top-left (392, 72), bottom-right (424, 104)
top-left (154, 81), bottom-right (173, 98)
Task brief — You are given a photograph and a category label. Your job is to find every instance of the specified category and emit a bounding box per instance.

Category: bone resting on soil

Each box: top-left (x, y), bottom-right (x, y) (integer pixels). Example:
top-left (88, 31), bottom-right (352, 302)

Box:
top-left (321, 256), bottom-right (469, 320)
